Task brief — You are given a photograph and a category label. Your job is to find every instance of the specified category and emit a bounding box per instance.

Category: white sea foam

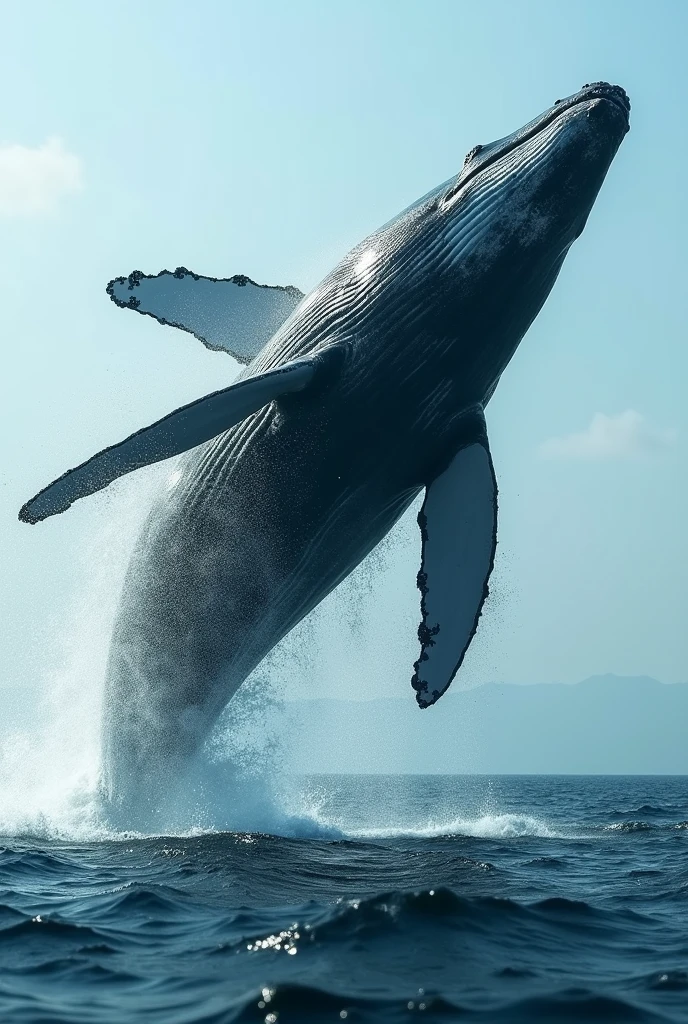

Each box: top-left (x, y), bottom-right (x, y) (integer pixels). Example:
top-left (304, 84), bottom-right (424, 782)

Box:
top-left (340, 813), bottom-right (562, 840)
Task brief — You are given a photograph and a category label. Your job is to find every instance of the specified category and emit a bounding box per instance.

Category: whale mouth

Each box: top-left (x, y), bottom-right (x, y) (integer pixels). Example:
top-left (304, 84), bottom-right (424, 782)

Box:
top-left (444, 82), bottom-right (630, 209)
top-left (577, 82), bottom-right (631, 122)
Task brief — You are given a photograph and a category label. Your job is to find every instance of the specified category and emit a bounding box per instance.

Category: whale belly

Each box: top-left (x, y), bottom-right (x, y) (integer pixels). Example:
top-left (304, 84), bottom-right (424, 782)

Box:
top-left (100, 397), bottom-right (419, 813)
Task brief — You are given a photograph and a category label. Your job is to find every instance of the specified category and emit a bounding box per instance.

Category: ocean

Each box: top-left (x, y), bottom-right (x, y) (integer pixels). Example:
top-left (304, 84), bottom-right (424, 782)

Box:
top-left (1, 773), bottom-right (687, 1023)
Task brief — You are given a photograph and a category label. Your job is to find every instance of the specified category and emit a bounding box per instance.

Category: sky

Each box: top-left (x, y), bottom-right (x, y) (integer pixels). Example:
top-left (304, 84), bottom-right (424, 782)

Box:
top-left (1, 0), bottom-right (687, 710)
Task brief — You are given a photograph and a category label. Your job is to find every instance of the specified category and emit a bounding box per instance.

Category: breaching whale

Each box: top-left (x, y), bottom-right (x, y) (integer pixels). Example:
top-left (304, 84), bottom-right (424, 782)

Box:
top-left (21, 82), bottom-right (630, 818)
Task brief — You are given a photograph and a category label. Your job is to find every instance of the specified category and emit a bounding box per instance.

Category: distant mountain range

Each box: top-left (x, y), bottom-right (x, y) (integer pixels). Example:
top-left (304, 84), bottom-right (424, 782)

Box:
top-left (284, 676), bottom-right (688, 774)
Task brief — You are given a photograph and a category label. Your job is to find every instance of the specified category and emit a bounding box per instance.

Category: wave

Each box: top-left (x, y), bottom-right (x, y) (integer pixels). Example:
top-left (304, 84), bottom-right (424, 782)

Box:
top-left (643, 971), bottom-right (688, 993)
top-left (1, 865), bottom-right (685, 1023)
top-left (229, 982), bottom-right (464, 1023)
top-left (482, 991), bottom-right (671, 1023)
top-left (611, 804), bottom-right (681, 818)
top-left (209, 891), bottom-right (676, 1022)
top-left (604, 821), bottom-right (688, 834)
top-left (0, 915), bottom-right (104, 946)
top-left (1, 964), bottom-right (677, 1024)
top-left (224, 886), bottom-right (655, 955)
top-left (226, 983), bottom-right (676, 1024)
top-left (319, 815), bottom-right (561, 839)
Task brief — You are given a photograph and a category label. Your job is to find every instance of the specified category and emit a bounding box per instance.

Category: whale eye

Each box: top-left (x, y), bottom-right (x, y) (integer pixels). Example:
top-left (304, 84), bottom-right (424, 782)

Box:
top-left (463, 144), bottom-right (483, 166)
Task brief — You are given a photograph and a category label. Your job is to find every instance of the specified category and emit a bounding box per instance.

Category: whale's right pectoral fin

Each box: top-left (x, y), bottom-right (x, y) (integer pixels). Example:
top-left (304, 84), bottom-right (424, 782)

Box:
top-left (19, 357), bottom-right (318, 524)
top-left (412, 433), bottom-right (498, 709)
top-left (108, 269), bottom-right (305, 363)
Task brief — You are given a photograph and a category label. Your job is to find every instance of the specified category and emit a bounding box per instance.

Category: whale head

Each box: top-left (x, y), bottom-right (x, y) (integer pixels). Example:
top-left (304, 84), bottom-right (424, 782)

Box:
top-left (354, 81), bottom-right (630, 394)
top-left (442, 81), bottom-right (630, 262)
top-left (338, 82), bottom-right (629, 387)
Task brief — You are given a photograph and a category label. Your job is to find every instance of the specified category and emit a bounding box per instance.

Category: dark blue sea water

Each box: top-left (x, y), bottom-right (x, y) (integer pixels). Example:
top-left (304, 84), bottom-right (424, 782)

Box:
top-left (1, 774), bottom-right (687, 1023)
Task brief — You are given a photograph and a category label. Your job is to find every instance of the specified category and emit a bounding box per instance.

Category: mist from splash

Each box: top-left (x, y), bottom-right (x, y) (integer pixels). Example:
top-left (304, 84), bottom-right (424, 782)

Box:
top-left (0, 470), bottom-right (159, 841)
top-left (0, 461), bottom-right (529, 843)
top-left (0, 463), bottom-right (311, 841)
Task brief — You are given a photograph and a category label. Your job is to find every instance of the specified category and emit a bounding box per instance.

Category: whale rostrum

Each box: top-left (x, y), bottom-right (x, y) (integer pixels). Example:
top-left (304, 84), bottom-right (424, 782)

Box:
top-left (20, 82), bottom-right (630, 818)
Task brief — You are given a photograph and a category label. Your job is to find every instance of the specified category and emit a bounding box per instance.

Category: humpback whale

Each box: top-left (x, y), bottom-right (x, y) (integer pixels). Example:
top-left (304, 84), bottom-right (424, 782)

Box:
top-left (21, 82), bottom-right (630, 819)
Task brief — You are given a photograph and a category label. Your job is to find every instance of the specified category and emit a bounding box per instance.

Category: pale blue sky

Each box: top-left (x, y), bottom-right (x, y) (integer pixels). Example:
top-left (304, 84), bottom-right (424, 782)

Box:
top-left (1, 0), bottom-right (687, 706)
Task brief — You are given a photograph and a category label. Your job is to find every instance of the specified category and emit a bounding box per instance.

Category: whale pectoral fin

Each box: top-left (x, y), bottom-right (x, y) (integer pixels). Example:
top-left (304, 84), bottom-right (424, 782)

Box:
top-left (107, 268), bottom-right (305, 363)
top-left (19, 358), bottom-right (317, 524)
top-left (412, 432), bottom-right (498, 709)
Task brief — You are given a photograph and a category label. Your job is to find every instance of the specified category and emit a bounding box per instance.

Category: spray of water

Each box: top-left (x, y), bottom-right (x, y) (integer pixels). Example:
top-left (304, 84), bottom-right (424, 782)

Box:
top-left (0, 464), bottom-right (557, 843)
top-left (0, 463), bottom-right (352, 840)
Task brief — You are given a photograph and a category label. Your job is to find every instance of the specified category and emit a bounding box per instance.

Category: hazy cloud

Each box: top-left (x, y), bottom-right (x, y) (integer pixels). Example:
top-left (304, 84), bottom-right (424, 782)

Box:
top-left (0, 138), bottom-right (82, 216)
top-left (540, 410), bottom-right (677, 460)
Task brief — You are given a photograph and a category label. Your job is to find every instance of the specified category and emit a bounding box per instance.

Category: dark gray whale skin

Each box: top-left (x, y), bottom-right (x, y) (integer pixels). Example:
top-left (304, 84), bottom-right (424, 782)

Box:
top-left (101, 83), bottom-right (629, 820)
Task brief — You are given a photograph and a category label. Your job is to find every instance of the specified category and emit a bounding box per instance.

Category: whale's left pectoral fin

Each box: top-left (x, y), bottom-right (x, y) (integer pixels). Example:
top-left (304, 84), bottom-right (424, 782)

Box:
top-left (108, 269), bottom-right (305, 363)
top-left (412, 433), bottom-right (498, 708)
top-left (19, 357), bottom-right (320, 524)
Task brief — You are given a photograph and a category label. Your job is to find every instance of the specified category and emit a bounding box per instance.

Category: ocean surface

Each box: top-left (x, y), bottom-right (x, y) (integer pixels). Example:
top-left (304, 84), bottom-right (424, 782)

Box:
top-left (1, 774), bottom-right (687, 1023)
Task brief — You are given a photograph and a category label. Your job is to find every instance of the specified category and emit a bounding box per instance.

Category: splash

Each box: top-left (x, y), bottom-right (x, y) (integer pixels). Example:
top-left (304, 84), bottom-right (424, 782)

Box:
top-left (343, 813), bottom-right (562, 840)
top-left (0, 467), bottom-right (351, 841)
top-left (1, 464), bottom-right (531, 843)
top-left (279, 781), bottom-right (564, 841)
top-left (0, 472), bottom-right (158, 840)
